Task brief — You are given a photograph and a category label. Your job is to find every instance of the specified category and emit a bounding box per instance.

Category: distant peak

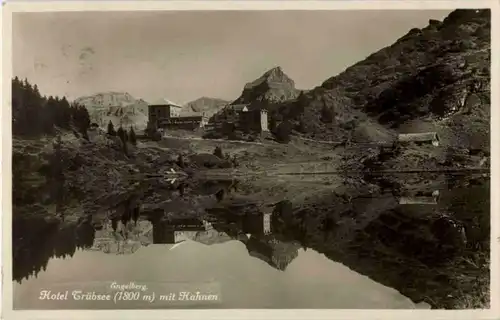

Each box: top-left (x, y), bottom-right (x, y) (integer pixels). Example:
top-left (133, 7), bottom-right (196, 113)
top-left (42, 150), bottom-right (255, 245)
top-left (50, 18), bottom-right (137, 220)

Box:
top-left (243, 66), bottom-right (294, 90)
top-left (264, 66), bottom-right (284, 76)
top-left (194, 96), bottom-right (226, 102)
top-left (97, 91), bottom-right (130, 96)
top-left (149, 97), bottom-right (181, 106)
top-left (77, 91), bottom-right (132, 99)
top-left (233, 65), bottom-right (298, 105)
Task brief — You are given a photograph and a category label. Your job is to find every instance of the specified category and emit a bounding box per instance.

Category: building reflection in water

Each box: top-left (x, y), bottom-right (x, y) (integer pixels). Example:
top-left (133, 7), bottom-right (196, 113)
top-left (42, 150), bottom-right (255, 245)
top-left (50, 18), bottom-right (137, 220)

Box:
top-left (84, 194), bottom-right (301, 272)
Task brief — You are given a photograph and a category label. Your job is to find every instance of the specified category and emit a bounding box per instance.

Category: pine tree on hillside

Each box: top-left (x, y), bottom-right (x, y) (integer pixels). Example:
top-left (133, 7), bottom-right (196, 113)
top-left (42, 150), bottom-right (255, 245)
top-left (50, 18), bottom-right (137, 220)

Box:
top-left (177, 154), bottom-right (185, 168)
top-left (12, 77), bottom-right (47, 136)
top-left (116, 126), bottom-right (129, 156)
top-left (24, 81), bottom-right (42, 134)
top-left (58, 97), bottom-right (72, 129)
top-left (43, 96), bottom-right (57, 134)
top-left (117, 126), bottom-right (127, 143)
top-left (12, 77), bottom-right (25, 135)
top-left (128, 127), bottom-right (137, 145)
top-left (297, 90), bottom-right (308, 105)
top-left (52, 96), bottom-right (70, 129)
top-left (11, 77), bottom-right (22, 133)
top-left (123, 127), bottom-right (128, 142)
top-left (107, 120), bottom-right (116, 136)
top-left (38, 102), bottom-right (52, 135)
top-left (71, 103), bottom-right (91, 135)
top-left (11, 77), bottom-right (91, 138)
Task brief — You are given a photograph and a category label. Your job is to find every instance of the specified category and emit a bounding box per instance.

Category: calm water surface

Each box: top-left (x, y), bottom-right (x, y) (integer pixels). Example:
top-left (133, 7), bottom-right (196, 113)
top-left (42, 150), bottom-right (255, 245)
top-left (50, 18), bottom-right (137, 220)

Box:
top-left (13, 174), bottom-right (489, 309)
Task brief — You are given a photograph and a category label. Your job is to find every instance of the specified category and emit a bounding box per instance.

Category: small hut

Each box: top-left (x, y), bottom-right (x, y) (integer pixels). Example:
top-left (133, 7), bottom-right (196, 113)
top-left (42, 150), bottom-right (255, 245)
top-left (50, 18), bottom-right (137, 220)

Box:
top-left (399, 190), bottom-right (440, 205)
top-left (397, 132), bottom-right (440, 147)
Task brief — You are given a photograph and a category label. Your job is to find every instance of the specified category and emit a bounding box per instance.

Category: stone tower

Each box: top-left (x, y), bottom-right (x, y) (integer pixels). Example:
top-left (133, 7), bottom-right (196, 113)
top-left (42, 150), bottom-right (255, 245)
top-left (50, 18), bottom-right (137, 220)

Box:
top-left (260, 109), bottom-right (269, 132)
top-left (263, 212), bottom-right (272, 235)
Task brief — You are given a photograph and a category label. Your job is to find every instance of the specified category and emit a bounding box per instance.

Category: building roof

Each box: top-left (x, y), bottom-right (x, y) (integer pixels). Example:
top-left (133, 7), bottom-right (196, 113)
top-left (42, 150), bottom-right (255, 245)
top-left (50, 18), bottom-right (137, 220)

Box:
top-left (149, 98), bottom-right (182, 107)
top-left (399, 196), bottom-right (438, 205)
top-left (398, 132), bottom-right (439, 142)
top-left (230, 104), bottom-right (250, 112)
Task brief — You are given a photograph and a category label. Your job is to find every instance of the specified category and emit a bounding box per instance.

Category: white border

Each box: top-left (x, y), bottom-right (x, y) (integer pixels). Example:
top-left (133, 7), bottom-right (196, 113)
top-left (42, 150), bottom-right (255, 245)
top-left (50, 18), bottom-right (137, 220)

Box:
top-left (1, 1), bottom-right (499, 320)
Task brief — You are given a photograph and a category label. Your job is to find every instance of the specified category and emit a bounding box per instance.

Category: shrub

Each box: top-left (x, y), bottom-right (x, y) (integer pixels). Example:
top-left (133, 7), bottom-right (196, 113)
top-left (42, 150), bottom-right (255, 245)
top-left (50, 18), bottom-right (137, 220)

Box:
top-left (320, 105), bottom-right (334, 123)
top-left (128, 127), bottom-right (137, 145)
top-left (152, 131), bottom-right (162, 141)
top-left (177, 154), bottom-right (186, 168)
top-left (145, 121), bottom-right (158, 138)
top-left (275, 120), bottom-right (293, 143)
top-left (213, 146), bottom-right (224, 159)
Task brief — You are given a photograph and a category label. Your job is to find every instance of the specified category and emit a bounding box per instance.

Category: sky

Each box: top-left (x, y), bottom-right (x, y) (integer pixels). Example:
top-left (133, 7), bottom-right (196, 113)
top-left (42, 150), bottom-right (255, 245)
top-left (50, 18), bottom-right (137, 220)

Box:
top-left (13, 10), bottom-right (452, 105)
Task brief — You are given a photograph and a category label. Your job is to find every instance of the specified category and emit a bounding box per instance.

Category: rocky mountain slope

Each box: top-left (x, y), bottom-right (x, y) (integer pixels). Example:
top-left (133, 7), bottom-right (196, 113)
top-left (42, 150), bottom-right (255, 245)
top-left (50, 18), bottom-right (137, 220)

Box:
top-left (203, 66), bottom-right (302, 140)
top-left (182, 97), bottom-right (230, 117)
top-left (75, 92), bottom-right (149, 130)
top-left (231, 66), bottom-right (301, 108)
top-left (273, 9), bottom-right (490, 155)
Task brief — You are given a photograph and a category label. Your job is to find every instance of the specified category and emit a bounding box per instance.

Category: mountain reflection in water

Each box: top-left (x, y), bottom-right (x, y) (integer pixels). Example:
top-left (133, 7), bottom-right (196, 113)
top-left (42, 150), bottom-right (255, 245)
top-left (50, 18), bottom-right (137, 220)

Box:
top-left (12, 173), bottom-right (490, 309)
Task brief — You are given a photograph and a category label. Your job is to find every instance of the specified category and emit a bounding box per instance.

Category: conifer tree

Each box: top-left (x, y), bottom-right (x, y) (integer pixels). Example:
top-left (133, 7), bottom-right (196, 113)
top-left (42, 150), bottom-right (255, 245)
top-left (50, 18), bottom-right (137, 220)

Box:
top-left (79, 105), bottom-right (91, 132)
top-left (297, 90), bottom-right (307, 105)
top-left (117, 126), bottom-right (126, 143)
top-left (59, 97), bottom-right (72, 129)
top-left (117, 126), bottom-right (127, 145)
top-left (12, 77), bottom-right (45, 136)
top-left (42, 96), bottom-right (57, 134)
top-left (213, 146), bottom-right (224, 159)
top-left (177, 154), bottom-right (185, 168)
top-left (117, 126), bottom-right (129, 156)
top-left (11, 77), bottom-right (89, 137)
top-left (128, 127), bottom-right (137, 145)
top-left (107, 120), bottom-right (116, 136)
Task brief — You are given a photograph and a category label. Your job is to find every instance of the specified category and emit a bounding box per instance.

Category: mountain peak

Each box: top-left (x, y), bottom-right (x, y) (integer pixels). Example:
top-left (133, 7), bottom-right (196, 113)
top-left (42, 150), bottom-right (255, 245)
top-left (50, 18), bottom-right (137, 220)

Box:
top-left (75, 91), bottom-right (137, 106)
top-left (264, 66), bottom-right (284, 76)
top-left (75, 91), bottom-right (149, 130)
top-left (232, 67), bottom-right (298, 105)
top-left (182, 97), bottom-right (229, 117)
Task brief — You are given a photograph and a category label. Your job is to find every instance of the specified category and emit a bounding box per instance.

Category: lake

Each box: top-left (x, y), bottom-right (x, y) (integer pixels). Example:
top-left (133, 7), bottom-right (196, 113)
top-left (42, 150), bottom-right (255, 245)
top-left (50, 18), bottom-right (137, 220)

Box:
top-left (12, 173), bottom-right (490, 309)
